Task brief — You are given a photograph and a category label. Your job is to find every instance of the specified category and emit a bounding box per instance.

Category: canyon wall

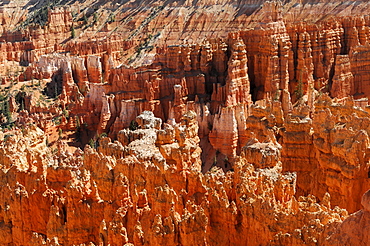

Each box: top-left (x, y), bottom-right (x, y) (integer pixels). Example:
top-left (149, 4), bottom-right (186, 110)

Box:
top-left (1, 0), bottom-right (370, 245)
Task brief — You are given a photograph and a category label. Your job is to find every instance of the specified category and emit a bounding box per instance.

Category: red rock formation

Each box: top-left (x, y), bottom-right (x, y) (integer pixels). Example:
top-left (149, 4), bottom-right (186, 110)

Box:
top-left (209, 107), bottom-right (238, 157)
top-left (3, 0), bottom-right (370, 245)
top-left (87, 56), bottom-right (102, 84)
top-left (241, 19), bottom-right (292, 101)
top-left (350, 44), bottom-right (370, 98)
top-left (331, 55), bottom-right (354, 98)
top-left (325, 189), bottom-right (370, 245)
top-left (224, 36), bottom-right (252, 106)
top-left (0, 111), bottom-right (350, 245)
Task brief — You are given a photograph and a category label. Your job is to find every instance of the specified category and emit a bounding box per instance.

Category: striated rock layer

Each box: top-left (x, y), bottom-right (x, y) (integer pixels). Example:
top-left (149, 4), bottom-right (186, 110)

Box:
top-left (2, 0), bottom-right (370, 245)
top-left (0, 111), bottom-right (349, 246)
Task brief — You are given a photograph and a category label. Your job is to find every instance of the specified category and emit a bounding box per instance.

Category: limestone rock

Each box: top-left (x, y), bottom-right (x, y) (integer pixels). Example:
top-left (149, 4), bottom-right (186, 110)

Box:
top-left (3, 0), bottom-right (370, 245)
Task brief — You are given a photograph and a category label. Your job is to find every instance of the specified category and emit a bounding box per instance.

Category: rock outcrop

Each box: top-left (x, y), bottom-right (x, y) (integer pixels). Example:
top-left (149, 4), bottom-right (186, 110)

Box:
top-left (325, 189), bottom-right (370, 246)
top-left (0, 112), bottom-right (349, 245)
top-left (2, 0), bottom-right (370, 245)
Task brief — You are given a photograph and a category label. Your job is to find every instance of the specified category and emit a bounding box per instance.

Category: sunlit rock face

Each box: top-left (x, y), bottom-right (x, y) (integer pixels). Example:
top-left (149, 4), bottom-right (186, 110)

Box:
top-left (2, 0), bottom-right (370, 245)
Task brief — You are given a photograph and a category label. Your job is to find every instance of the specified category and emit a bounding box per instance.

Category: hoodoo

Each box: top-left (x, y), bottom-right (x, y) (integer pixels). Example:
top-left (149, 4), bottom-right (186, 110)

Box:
top-left (1, 0), bottom-right (370, 245)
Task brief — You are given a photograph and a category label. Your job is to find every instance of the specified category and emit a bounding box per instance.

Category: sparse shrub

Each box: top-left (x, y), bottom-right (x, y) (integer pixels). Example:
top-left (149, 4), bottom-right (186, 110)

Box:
top-left (129, 120), bottom-right (138, 131)
top-left (108, 13), bottom-right (115, 23)
top-left (93, 12), bottom-right (98, 23)
top-left (62, 109), bottom-right (69, 119)
top-left (2, 99), bottom-right (11, 123)
top-left (83, 14), bottom-right (88, 24)
top-left (58, 128), bottom-right (62, 139)
top-left (71, 26), bottom-right (76, 38)
top-left (295, 70), bottom-right (304, 101)
top-left (295, 79), bottom-right (303, 101)
top-left (89, 138), bottom-right (96, 149)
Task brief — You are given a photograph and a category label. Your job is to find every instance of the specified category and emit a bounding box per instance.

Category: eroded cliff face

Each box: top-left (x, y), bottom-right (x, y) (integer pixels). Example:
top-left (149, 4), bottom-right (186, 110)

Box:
top-left (0, 111), bottom-right (350, 246)
top-left (1, 0), bottom-right (370, 245)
